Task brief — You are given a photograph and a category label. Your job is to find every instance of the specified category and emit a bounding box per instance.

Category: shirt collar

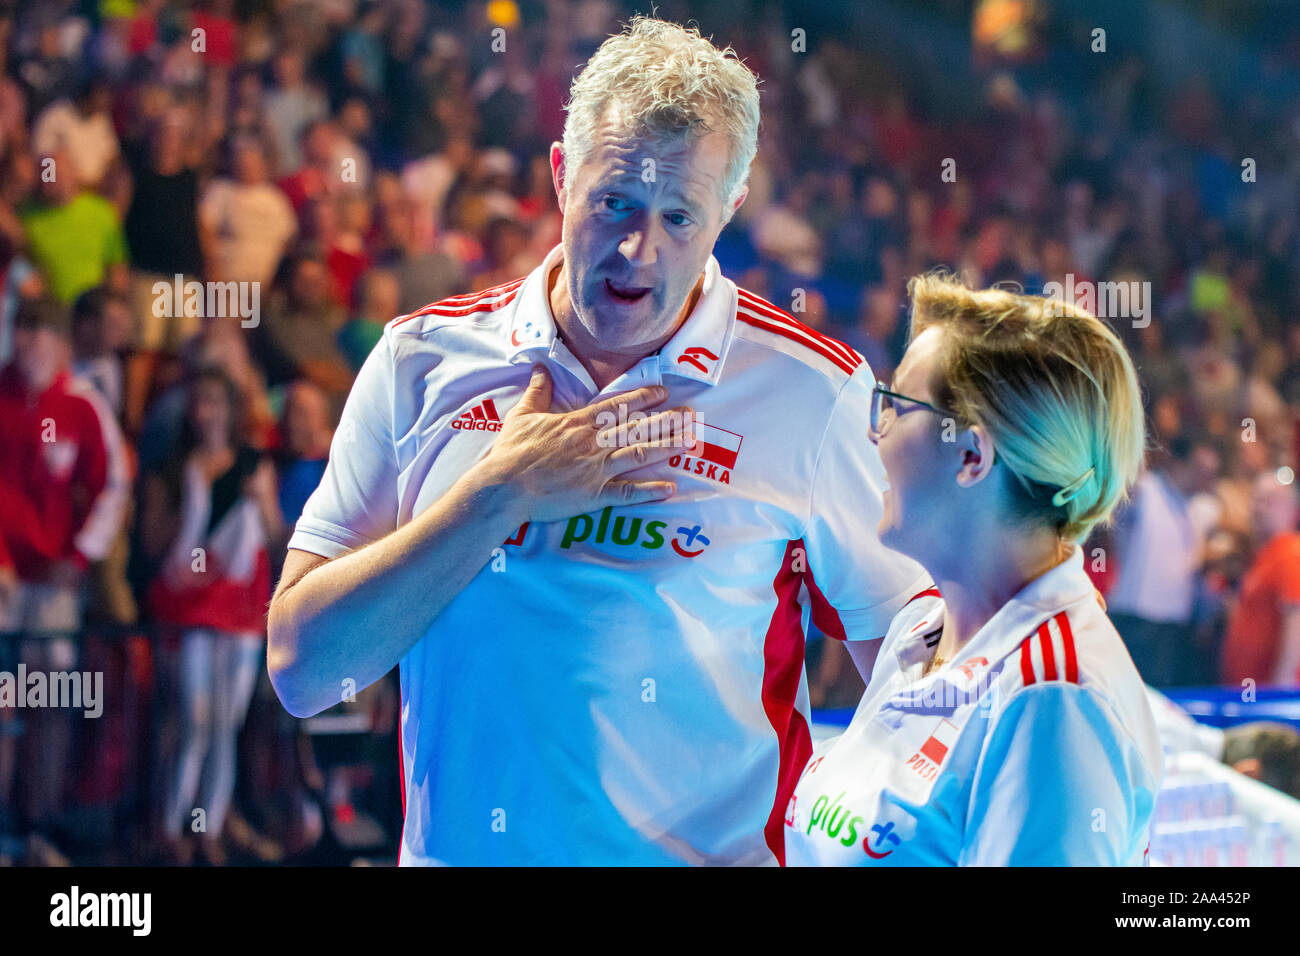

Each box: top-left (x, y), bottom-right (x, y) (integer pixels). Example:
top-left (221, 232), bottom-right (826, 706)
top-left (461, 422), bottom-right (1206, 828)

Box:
top-left (505, 243), bottom-right (563, 361)
top-left (505, 243), bottom-right (735, 386)
top-left (655, 252), bottom-right (734, 386)
top-left (893, 545), bottom-right (1098, 672)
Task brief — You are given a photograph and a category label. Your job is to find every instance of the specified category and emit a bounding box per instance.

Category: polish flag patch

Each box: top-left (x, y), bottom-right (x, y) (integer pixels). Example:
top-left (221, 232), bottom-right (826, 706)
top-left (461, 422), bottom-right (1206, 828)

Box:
top-left (918, 718), bottom-right (960, 766)
top-left (689, 422), bottom-right (743, 470)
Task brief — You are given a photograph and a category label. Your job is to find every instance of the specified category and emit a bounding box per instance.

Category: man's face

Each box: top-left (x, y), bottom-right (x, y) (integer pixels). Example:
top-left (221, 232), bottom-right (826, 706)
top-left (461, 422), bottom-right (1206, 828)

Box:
top-left (13, 326), bottom-right (67, 391)
top-left (291, 260), bottom-right (330, 308)
top-left (305, 123), bottom-right (335, 166)
top-left (552, 104), bottom-right (742, 353)
top-left (284, 385), bottom-right (329, 456)
top-left (190, 378), bottom-right (232, 440)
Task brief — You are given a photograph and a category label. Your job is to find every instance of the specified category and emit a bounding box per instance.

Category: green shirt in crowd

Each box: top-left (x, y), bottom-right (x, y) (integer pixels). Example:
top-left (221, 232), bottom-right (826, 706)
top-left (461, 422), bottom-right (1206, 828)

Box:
top-left (20, 193), bottom-right (128, 303)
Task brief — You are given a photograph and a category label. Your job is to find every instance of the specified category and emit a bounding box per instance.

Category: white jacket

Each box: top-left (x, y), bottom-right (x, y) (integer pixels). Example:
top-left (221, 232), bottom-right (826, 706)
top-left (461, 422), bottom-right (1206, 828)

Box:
top-left (785, 546), bottom-right (1164, 866)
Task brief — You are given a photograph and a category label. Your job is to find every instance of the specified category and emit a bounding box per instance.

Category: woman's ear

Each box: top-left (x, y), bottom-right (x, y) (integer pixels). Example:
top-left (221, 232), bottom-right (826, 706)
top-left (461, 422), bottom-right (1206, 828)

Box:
top-left (955, 424), bottom-right (997, 489)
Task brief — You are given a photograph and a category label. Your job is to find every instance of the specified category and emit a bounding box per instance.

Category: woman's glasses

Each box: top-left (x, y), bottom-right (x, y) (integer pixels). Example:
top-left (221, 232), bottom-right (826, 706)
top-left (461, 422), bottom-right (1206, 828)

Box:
top-left (868, 382), bottom-right (955, 441)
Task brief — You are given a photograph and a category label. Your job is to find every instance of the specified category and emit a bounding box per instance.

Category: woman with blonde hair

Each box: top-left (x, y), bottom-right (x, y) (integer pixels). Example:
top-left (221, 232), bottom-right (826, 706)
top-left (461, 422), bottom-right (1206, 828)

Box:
top-left (784, 274), bottom-right (1163, 866)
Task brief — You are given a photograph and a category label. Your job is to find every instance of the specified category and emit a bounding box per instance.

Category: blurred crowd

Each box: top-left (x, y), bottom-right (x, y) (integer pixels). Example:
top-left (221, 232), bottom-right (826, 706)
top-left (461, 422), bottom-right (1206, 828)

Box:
top-left (0, 0), bottom-right (1297, 864)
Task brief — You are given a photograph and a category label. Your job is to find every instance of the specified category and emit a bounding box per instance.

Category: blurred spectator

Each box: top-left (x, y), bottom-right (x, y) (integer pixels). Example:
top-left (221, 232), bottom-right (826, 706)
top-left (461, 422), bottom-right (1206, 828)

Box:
top-left (302, 192), bottom-right (372, 309)
top-left (1221, 475), bottom-right (1300, 687)
top-left (261, 49), bottom-right (328, 178)
top-left (338, 267), bottom-right (398, 372)
top-left (192, 0), bottom-right (239, 71)
top-left (137, 316), bottom-right (276, 473)
top-left (138, 365), bottom-right (281, 865)
top-left (124, 110), bottom-right (205, 353)
top-left (16, 20), bottom-right (78, 118)
top-left (278, 118), bottom-right (338, 217)
top-left (275, 380), bottom-right (333, 531)
top-left (71, 287), bottom-right (139, 631)
top-left (338, 2), bottom-right (388, 100)
top-left (401, 131), bottom-right (474, 247)
top-left (0, 17), bottom-right (29, 160)
top-left (32, 78), bottom-right (121, 192)
top-left (71, 286), bottom-right (132, 418)
top-left (844, 285), bottom-right (906, 381)
top-left (0, 231), bottom-right (44, 366)
top-left (20, 149), bottom-right (129, 304)
top-left (1131, 318), bottom-right (1188, 401)
top-left (198, 135), bottom-right (297, 286)
top-left (251, 245), bottom-right (351, 405)
top-left (380, 195), bottom-right (466, 315)
top-left (1108, 436), bottom-right (1219, 687)
top-left (0, 296), bottom-right (127, 860)
top-left (472, 214), bottom-right (533, 291)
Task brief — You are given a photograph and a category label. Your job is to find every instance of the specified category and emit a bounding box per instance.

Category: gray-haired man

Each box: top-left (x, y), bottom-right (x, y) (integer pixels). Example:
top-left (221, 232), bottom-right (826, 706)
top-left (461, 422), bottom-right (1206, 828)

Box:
top-left (269, 16), bottom-right (927, 865)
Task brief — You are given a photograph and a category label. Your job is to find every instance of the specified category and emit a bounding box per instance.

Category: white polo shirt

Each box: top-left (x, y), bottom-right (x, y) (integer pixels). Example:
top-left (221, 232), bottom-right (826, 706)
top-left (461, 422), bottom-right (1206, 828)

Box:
top-left (784, 546), bottom-right (1164, 866)
top-left (287, 242), bottom-right (930, 865)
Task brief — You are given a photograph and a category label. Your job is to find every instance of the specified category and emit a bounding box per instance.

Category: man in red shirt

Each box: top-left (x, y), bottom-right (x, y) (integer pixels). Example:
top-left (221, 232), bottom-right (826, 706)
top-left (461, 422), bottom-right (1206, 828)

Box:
top-left (0, 296), bottom-right (126, 857)
top-left (1221, 474), bottom-right (1300, 687)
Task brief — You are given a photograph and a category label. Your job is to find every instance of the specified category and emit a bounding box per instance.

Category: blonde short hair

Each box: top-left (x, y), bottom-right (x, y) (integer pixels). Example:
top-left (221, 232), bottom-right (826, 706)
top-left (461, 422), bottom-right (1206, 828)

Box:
top-left (906, 272), bottom-right (1147, 543)
top-left (561, 15), bottom-right (760, 225)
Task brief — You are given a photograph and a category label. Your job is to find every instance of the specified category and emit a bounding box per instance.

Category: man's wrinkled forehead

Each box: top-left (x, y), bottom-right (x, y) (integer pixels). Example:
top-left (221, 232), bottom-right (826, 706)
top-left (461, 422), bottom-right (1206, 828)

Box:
top-left (578, 102), bottom-right (729, 205)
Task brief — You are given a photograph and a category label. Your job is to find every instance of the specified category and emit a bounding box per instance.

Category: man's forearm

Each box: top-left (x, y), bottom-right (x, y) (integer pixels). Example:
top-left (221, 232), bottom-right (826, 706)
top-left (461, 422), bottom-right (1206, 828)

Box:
top-left (268, 462), bottom-right (529, 717)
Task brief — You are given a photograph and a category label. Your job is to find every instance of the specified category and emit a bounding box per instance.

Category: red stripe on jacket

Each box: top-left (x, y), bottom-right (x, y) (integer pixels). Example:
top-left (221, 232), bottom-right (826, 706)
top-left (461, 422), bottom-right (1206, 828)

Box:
top-left (761, 539), bottom-right (817, 865)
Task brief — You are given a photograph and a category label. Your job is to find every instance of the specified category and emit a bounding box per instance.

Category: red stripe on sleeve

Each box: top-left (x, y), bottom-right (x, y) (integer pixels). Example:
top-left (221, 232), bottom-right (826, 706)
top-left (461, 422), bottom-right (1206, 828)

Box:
top-left (1019, 638), bottom-right (1036, 686)
top-left (735, 310), bottom-right (858, 376)
top-left (1055, 611), bottom-right (1079, 683)
top-left (736, 289), bottom-right (862, 366)
top-left (1038, 621), bottom-right (1057, 681)
top-left (394, 287), bottom-right (521, 325)
top-left (432, 277), bottom-right (526, 305)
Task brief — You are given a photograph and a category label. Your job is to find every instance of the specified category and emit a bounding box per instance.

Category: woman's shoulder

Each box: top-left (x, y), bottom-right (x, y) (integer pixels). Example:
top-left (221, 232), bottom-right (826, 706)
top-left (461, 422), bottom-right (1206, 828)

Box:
top-left (989, 595), bottom-right (1162, 763)
top-left (886, 588), bottom-right (944, 639)
top-left (996, 591), bottom-right (1136, 694)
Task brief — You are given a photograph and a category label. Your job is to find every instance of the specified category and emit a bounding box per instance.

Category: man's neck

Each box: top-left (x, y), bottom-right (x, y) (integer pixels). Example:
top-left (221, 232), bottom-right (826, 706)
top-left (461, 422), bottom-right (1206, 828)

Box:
top-left (547, 259), bottom-right (703, 392)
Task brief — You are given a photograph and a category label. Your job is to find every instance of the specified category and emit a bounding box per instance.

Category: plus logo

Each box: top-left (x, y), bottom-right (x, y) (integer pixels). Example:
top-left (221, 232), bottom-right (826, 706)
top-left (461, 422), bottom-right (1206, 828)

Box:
top-left (864, 821), bottom-right (901, 859)
top-left (559, 508), bottom-right (711, 560)
top-left (671, 524), bottom-right (710, 557)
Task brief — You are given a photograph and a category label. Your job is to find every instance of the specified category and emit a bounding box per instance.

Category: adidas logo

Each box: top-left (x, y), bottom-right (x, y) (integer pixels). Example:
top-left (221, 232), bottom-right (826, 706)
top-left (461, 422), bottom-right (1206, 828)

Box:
top-left (451, 398), bottom-right (502, 431)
